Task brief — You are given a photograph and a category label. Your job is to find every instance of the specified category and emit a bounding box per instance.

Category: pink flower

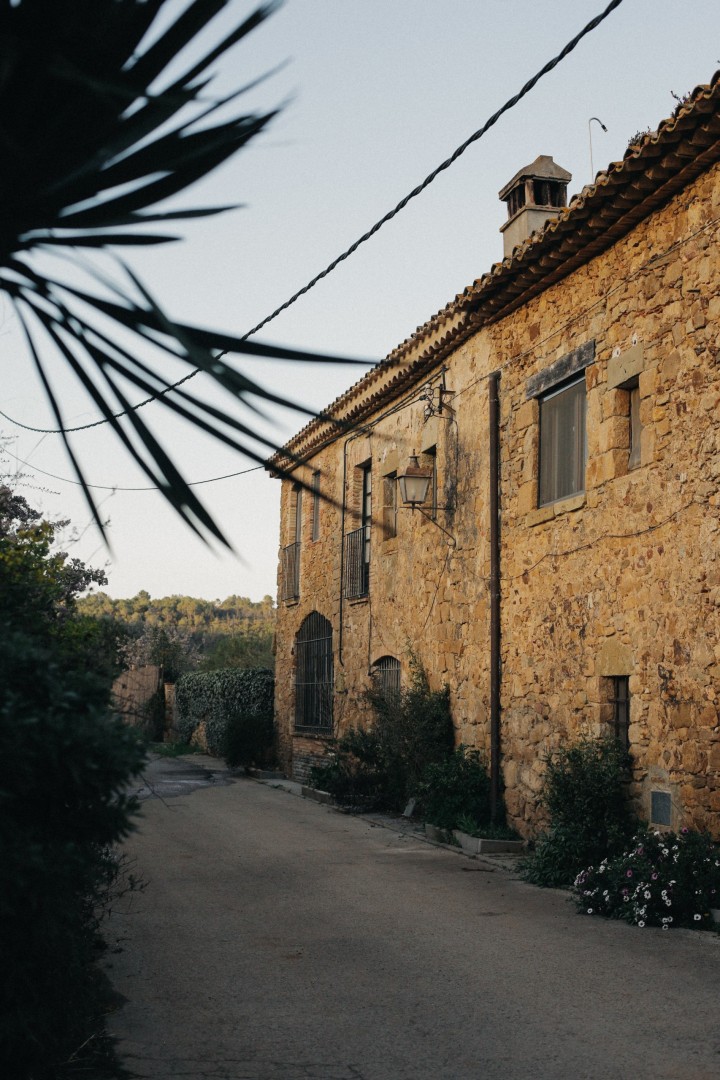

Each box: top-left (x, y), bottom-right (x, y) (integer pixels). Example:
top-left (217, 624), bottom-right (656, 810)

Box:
top-left (626, 870), bottom-right (633, 878)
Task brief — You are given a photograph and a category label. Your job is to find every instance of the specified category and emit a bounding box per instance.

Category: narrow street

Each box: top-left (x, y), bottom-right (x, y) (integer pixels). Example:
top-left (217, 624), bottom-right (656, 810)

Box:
top-left (105, 756), bottom-right (720, 1080)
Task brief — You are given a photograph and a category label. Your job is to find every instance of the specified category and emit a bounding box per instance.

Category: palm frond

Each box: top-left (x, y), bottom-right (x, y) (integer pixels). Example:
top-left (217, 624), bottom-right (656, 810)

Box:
top-left (0, 0), bottom-right (373, 544)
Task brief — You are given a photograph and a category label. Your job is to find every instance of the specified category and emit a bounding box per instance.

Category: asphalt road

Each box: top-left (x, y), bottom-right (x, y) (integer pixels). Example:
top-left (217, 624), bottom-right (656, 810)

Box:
top-left (105, 756), bottom-right (720, 1080)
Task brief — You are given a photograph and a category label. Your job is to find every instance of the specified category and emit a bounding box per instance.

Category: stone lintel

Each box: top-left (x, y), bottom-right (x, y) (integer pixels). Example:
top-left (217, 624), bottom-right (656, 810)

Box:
top-left (607, 343), bottom-right (645, 390)
top-left (525, 340), bottom-right (596, 400)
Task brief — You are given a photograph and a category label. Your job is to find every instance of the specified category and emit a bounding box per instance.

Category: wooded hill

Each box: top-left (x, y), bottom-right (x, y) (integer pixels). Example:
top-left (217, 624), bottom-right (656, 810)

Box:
top-left (77, 592), bottom-right (276, 675)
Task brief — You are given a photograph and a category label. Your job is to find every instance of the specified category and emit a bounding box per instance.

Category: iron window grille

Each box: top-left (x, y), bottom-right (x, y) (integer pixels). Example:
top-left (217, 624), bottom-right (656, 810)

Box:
top-left (373, 655), bottom-right (401, 699)
top-left (344, 527), bottom-right (368, 598)
top-left (294, 612), bottom-right (333, 732)
top-left (609, 675), bottom-right (630, 750)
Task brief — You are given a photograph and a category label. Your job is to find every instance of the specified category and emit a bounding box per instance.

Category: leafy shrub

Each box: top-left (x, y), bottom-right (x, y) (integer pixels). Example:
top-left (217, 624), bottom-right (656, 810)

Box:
top-left (310, 659), bottom-right (454, 810)
top-left (416, 748), bottom-right (492, 831)
top-left (175, 668), bottom-right (274, 766)
top-left (309, 728), bottom-right (388, 809)
top-left (573, 828), bottom-right (720, 929)
top-left (521, 736), bottom-right (638, 889)
top-left (0, 485), bottom-right (146, 1077)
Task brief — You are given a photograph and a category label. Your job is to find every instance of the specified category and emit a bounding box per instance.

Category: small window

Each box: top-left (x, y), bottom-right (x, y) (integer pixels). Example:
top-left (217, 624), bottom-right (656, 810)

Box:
top-left (538, 375), bottom-right (587, 506)
top-left (373, 655), bottom-right (401, 699)
top-left (311, 471), bottom-right (321, 541)
top-left (382, 472), bottom-right (397, 540)
top-left (609, 676), bottom-right (630, 750)
top-left (343, 462), bottom-right (371, 598)
top-left (293, 483), bottom-right (303, 544)
top-left (361, 463), bottom-right (371, 588)
top-left (628, 382), bottom-right (642, 470)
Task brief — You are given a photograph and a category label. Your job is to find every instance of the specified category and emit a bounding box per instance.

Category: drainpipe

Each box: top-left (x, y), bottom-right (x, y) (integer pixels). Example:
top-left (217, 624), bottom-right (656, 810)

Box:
top-left (489, 371), bottom-right (501, 822)
top-left (338, 437), bottom-right (350, 666)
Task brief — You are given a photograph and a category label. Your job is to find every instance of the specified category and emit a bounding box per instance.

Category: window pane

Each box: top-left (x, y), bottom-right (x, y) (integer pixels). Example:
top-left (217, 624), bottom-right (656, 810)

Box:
top-left (628, 387), bottom-right (641, 470)
top-left (539, 377), bottom-right (586, 505)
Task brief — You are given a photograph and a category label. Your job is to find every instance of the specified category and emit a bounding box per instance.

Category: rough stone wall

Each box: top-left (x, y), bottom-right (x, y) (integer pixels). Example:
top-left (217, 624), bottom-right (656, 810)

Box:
top-left (273, 160), bottom-right (720, 836)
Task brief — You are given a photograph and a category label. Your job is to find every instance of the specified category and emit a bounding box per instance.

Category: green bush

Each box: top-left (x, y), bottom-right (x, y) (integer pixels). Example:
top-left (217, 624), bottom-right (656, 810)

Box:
top-left (1, 486), bottom-right (146, 1078)
top-left (310, 659), bottom-right (454, 811)
top-left (416, 748), bottom-right (492, 832)
top-left (573, 828), bottom-right (720, 929)
top-left (0, 665), bottom-right (144, 1077)
top-left (175, 667), bottom-right (274, 766)
top-left (309, 728), bottom-right (388, 808)
top-left (521, 736), bottom-right (638, 889)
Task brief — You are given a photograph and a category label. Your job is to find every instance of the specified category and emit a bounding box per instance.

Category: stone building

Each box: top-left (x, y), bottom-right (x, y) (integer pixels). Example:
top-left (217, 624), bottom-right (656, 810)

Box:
top-left (267, 73), bottom-right (720, 837)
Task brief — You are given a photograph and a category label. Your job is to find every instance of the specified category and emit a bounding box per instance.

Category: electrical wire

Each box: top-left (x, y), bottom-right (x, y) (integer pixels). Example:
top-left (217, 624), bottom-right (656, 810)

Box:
top-left (1, 0), bottom-right (625, 438)
top-left (4, 447), bottom-right (264, 491)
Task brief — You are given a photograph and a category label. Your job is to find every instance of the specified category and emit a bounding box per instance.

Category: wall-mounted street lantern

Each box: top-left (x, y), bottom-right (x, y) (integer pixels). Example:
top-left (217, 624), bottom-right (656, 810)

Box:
top-left (396, 452), bottom-right (456, 546)
top-left (397, 453), bottom-right (433, 508)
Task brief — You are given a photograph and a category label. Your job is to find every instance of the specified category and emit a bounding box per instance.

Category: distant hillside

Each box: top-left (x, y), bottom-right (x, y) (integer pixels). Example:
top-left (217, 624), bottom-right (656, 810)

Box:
top-left (77, 591), bottom-right (276, 674)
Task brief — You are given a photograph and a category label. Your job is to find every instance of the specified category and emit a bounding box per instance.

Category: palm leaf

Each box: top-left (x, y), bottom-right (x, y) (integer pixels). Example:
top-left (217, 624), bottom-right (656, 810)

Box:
top-left (0, 0), bottom-right (373, 544)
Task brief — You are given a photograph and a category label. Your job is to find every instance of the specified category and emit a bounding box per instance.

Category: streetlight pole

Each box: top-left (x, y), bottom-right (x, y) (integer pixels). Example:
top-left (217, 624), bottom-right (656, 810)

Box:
top-left (588, 116), bottom-right (608, 180)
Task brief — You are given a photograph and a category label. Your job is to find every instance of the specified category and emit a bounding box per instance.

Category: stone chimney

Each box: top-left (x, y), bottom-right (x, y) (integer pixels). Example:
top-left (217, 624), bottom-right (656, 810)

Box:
top-left (498, 155), bottom-right (571, 259)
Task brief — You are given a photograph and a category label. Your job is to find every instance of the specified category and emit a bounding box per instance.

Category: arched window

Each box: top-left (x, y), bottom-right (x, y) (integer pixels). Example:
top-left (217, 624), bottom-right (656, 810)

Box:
top-left (373, 655), bottom-right (401, 699)
top-left (295, 612), bottom-right (333, 732)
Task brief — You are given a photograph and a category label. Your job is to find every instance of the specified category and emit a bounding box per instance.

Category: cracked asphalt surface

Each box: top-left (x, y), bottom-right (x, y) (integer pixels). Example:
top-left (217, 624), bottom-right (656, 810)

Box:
top-left (105, 755), bottom-right (720, 1080)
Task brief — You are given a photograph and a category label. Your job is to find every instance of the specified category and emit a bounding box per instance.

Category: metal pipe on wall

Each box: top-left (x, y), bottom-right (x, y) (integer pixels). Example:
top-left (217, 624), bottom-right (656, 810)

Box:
top-left (489, 371), bottom-right (501, 822)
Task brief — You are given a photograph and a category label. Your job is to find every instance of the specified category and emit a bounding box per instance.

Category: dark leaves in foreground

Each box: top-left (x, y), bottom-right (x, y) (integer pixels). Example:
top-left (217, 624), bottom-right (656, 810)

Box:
top-left (0, 1), bottom-right (371, 543)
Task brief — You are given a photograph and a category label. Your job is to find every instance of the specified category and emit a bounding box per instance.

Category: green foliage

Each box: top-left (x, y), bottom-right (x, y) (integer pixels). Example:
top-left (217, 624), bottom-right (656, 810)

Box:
top-left (0, 1), bottom-right (365, 542)
top-left (175, 668), bottom-right (275, 767)
top-left (309, 728), bottom-right (390, 809)
top-left (416, 748), bottom-right (492, 832)
top-left (0, 487), bottom-right (146, 1078)
top-left (521, 736), bottom-right (638, 889)
top-left (310, 659), bottom-right (454, 811)
top-left (150, 740), bottom-right (203, 758)
top-left (198, 626), bottom-right (274, 672)
top-left (78, 591), bottom-right (276, 675)
top-left (454, 814), bottom-right (520, 841)
top-left (573, 828), bottom-right (720, 929)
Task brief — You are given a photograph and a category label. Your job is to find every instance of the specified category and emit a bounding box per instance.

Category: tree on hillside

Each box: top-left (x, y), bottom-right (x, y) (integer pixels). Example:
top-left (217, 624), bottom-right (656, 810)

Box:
top-left (0, 0), bottom-right (369, 545)
top-left (77, 588), bottom-right (276, 672)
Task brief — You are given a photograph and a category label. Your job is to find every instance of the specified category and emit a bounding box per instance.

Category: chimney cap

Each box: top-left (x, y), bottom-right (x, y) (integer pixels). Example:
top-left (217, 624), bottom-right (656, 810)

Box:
top-left (498, 154), bottom-right (572, 201)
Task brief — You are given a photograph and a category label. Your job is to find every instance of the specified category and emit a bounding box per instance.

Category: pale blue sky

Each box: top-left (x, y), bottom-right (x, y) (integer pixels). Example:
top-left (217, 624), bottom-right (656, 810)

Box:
top-left (4, 0), bottom-right (720, 600)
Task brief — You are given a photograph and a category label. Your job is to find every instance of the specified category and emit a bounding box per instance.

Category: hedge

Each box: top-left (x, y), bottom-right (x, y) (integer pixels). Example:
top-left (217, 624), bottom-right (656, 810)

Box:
top-left (174, 668), bottom-right (275, 766)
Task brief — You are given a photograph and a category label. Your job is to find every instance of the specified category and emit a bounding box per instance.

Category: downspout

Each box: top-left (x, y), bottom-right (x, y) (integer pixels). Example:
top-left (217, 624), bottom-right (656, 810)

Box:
top-left (338, 437), bottom-right (350, 666)
top-left (489, 371), bottom-right (501, 822)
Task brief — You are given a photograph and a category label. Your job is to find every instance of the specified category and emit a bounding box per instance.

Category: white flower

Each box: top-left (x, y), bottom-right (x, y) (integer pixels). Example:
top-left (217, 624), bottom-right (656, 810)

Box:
top-left (662, 924), bottom-right (669, 930)
top-left (587, 908), bottom-right (593, 914)
top-left (638, 920), bottom-right (646, 928)
top-left (694, 914), bottom-right (702, 921)
top-left (644, 891), bottom-right (651, 899)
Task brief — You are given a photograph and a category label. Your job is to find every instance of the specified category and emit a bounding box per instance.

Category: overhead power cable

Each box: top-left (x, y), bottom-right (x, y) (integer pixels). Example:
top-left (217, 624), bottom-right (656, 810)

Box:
top-left (6, 447), bottom-right (264, 491)
top-left (1, 0), bottom-right (625, 439)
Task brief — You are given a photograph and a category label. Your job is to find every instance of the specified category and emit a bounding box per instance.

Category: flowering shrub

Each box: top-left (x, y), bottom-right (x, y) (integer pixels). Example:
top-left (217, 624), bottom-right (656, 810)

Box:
top-left (573, 828), bottom-right (720, 929)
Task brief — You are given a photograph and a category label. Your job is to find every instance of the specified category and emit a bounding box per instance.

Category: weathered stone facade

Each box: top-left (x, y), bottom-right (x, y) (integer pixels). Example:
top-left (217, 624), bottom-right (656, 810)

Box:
top-left (269, 75), bottom-right (720, 836)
